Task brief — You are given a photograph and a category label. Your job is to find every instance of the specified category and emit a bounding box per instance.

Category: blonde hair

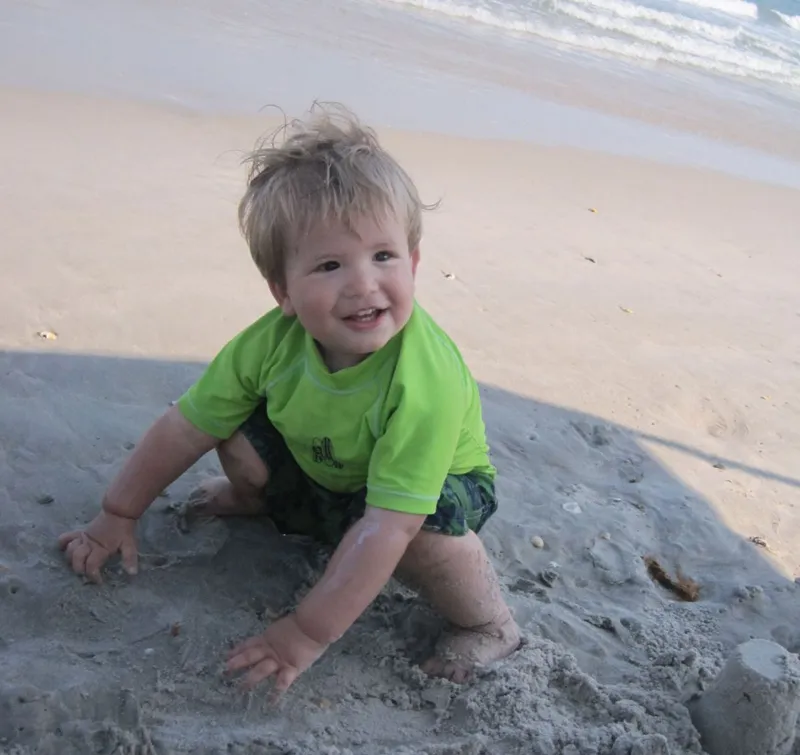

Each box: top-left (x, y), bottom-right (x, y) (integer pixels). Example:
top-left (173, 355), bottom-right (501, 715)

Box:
top-left (238, 104), bottom-right (432, 287)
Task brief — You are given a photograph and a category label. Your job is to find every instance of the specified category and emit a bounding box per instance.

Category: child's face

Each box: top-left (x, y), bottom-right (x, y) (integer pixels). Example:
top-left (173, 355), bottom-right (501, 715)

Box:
top-left (274, 211), bottom-right (419, 372)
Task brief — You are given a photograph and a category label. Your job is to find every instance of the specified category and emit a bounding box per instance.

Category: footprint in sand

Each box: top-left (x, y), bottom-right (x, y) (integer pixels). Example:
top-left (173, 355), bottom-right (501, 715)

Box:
top-left (586, 537), bottom-right (642, 586)
top-left (0, 683), bottom-right (157, 754)
top-left (701, 396), bottom-right (749, 440)
top-left (570, 421), bottom-right (647, 484)
top-left (617, 456), bottom-right (645, 484)
top-left (133, 504), bottom-right (230, 566)
top-left (571, 421), bottom-right (613, 448)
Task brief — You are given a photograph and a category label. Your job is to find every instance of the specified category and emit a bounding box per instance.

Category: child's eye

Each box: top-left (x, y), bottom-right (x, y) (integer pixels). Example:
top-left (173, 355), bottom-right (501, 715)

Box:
top-left (374, 250), bottom-right (394, 262)
top-left (315, 260), bottom-right (340, 272)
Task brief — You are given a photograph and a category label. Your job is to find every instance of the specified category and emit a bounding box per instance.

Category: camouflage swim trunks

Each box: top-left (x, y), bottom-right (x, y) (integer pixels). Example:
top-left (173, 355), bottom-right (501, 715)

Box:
top-left (238, 404), bottom-right (497, 546)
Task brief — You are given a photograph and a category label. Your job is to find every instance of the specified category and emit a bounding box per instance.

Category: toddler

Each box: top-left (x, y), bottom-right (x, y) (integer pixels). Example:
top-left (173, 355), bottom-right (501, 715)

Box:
top-left (58, 106), bottom-right (520, 697)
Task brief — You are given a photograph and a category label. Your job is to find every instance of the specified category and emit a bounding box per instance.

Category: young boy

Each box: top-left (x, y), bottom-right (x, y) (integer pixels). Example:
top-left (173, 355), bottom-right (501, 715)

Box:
top-left (58, 106), bottom-right (520, 697)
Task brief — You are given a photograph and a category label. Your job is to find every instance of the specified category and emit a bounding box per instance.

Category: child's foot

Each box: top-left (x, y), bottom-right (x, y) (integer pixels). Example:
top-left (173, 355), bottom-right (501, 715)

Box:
top-left (421, 615), bottom-right (521, 684)
top-left (175, 477), bottom-right (265, 532)
top-left (189, 476), bottom-right (265, 516)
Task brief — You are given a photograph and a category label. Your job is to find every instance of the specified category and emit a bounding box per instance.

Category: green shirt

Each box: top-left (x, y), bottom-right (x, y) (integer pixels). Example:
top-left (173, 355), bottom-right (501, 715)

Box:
top-left (177, 303), bottom-right (494, 515)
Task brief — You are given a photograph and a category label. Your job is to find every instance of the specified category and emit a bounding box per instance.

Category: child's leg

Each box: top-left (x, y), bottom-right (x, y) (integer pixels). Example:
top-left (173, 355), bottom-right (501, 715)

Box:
top-left (395, 529), bottom-right (520, 683)
top-left (188, 431), bottom-right (268, 517)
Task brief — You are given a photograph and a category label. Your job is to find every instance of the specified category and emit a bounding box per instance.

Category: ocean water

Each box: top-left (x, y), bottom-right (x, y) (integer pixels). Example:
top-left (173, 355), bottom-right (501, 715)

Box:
top-left (1, 0), bottom-right (799, 186)
top-left (372, 0), bottom-right (800, 98)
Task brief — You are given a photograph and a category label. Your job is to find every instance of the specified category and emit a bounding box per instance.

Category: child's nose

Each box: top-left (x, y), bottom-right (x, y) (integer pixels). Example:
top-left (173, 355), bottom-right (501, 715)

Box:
top-left (344, 265), bottom-right (378, 296)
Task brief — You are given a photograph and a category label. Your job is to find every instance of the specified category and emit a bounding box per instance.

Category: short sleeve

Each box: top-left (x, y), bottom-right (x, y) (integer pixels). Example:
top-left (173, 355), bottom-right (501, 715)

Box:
top-left (366, 389), bottom-right (465, 515)
top-left (177, 319), bottom-right (273, 439)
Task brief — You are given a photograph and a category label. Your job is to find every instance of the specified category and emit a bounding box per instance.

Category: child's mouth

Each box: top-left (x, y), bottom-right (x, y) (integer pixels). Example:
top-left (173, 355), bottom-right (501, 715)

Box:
top-left (344, 307), bottom-right (387, 328)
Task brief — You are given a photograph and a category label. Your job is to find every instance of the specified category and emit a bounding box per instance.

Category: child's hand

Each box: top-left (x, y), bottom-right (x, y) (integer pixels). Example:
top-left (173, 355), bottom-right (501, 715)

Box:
top-left (58, 510), bottom-right (139, 584)
top-left (225, 614), bottom-right (328, 698)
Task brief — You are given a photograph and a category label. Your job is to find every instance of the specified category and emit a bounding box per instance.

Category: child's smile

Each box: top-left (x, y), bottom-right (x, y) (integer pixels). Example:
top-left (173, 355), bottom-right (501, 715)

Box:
top-left (342, 306), bottom-right (388, 330)
top-left (274, 212), bottom-right (420, 372)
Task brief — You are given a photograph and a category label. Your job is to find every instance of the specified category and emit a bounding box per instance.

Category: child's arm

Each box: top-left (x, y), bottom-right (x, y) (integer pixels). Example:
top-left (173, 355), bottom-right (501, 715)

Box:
top-left (101, 405), bottom-right (219, 519)
top-left (294, 506), bottom-right (425, 643)
top-left (225, 506), bottom-right (425, 694)
top-left (58, 406), bottom-right (219, 583)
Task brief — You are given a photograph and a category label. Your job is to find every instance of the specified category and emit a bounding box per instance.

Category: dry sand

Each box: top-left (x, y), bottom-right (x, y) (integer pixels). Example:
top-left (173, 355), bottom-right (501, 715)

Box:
top-left (1, 87), bottom-right (800, 754)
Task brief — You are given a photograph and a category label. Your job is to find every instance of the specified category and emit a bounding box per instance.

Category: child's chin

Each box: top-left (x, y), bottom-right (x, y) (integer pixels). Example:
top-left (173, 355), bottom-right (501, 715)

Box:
top-left (353, 333), bottom-right (392, 352)
top-left (354, 331), bottom-right (397, 356)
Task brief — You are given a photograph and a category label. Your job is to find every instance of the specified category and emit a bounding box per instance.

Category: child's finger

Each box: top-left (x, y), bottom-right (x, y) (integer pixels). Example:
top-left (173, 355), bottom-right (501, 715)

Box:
top-left (272, 667), bottom-right (298, 699)
top-left (66, 538), bottom-right (91, 577)
top-left (242, 657), bottom-right (279, 690)
top-left (120, 540), bottom-right (139, 576)
top-left (227, 635), bottom-right (263, 659)
top-left (84, 547), bottom-right (107, 585)
top-left (57, 530), bottom-right (82, 550)
top-left (226, 643), bottom-right (270, 673)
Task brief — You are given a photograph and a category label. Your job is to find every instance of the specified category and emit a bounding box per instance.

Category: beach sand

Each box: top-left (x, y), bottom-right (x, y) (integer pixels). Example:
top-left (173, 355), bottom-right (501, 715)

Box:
top-left (2, 87), bottom-right (800, 754)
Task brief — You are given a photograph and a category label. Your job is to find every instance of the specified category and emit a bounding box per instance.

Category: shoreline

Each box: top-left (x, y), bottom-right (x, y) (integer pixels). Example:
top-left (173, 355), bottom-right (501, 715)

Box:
top-left (1, 0), bottom-right (799, 170)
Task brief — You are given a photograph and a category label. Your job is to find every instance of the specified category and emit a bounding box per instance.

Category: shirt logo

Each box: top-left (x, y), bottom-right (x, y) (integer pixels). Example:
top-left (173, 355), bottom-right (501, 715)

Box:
top-left (312, 437), bottom-right (343, 469)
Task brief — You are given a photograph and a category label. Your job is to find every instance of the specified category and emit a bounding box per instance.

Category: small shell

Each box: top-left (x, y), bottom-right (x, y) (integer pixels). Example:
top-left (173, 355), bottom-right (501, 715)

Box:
top-left (37, 330), bottom-right (58, 341)
top-left (600, 532), bottom-right (611, 541)
top-left (531, 536), bottom-right (545, 549)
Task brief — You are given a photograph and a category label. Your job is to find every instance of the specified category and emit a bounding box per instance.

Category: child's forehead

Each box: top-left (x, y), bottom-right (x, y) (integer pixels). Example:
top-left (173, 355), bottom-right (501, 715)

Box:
top-left (297, 209), bottom-right (407, 247)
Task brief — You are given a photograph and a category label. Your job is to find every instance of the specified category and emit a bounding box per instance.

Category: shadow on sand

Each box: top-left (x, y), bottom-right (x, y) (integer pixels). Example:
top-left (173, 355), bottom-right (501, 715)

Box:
top-left (2, 349), bottom-right (799, 754)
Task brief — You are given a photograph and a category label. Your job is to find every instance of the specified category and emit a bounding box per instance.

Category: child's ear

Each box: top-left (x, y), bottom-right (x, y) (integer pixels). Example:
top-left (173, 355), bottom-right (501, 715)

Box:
top-left (268, 279), bottom-right (296, 316)
top-left (411, 247), bottom-right (421, 278)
